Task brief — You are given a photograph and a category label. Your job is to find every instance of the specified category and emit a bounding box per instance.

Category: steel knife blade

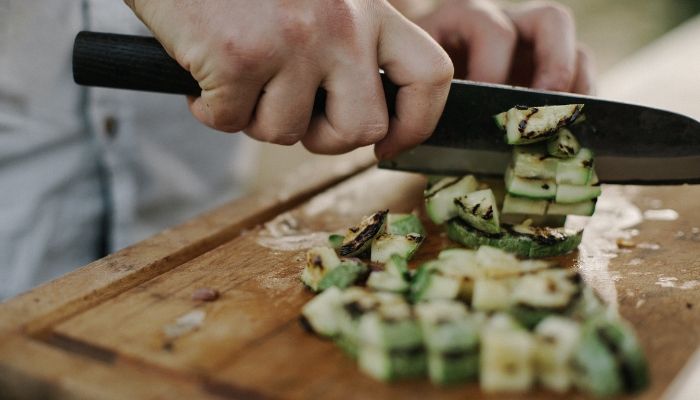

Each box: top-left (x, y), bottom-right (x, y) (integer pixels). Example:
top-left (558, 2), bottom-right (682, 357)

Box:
top-left (379, 79), bottom-right (700, 184)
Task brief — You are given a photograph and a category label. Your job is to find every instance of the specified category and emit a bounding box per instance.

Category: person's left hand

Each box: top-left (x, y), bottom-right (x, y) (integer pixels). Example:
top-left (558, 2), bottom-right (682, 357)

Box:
top-left (415, 0), bottom-right (594, 94)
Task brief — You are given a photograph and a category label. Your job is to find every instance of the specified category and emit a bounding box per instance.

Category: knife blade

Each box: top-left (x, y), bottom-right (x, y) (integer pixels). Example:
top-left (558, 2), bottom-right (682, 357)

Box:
top-left (72, 32), bottom-right (700, 184)
top-left (379, 80), bottom-right (700, 184)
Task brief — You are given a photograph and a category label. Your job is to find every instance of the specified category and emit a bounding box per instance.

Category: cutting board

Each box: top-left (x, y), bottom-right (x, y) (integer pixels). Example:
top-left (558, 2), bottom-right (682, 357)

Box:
top-left (1, 147), bottom-right (699, 399)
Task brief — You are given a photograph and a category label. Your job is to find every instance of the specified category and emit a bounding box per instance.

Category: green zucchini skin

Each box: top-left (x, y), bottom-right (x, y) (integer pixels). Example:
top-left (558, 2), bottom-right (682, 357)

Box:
top-left (445, 219), bottom-right (582, 258)
top-left (571, 322), bottom-right (624, 397)
top-left (387, 213), bottom-right (425, 236)
top-left (328, 234), bottom-right (345, 250)
top-left (317, 261), bottom-right (369, 291)
top-left (427, 351), bottom-right (479, 385)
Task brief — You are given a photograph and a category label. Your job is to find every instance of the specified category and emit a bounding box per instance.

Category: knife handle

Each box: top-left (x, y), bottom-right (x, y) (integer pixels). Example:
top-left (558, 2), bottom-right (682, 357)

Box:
top-left (73, 31), bottom-right (397, 114)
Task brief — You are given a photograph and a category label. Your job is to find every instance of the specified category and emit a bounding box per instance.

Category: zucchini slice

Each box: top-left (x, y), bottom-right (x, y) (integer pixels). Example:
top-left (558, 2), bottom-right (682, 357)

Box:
top-left (472, 278), bottom-right (513, 312)
top-left (358, 346), bottom-right (427, 381)
top-left (512, 146), bottom-right (558, 179)
top-left (317, 260), bottom-right (369, 292)
top-left (367, 271), bottom-right (409, 293)
top-left (339, 210), bottom-right (388, 257)
top-left (506, 167), bottom-right (557, 200)
top-left (416, 300), bottom-right (480, 384)
top-left (387, 213), bottom-right (425, 236)
top-left (301, 247), bottom-right (342, 291)
top-left (454, 189), bottom-right (501, 234)
top-left (501, 104), bottom-right (584, 145)
top-left (410, 262), bottom-right (461, 303)
top-left (546, 128), bottom-right (580, 158)
top-left (300, 286), bottom-right (344, 337)
top-left (446, 219), bottom-right (583, 258)
top-left (555, 148), bottom-right (594, 185)
top-left (370, 233), bottom-right (424, 263)
top-left (480, 321), bottom-right (536, 392)
top-left (555, 184), bottom-right (602, 204)
top-left (502, 194), bottom-right (548, 216)
top-left (533, 316), bottom-right (582, 393)
top-left (571, 321), bottom-right (624, 397)
top-left (547, 200), bottom-right (596, 216)
top-left (425, 175), bottom-right (479, 224)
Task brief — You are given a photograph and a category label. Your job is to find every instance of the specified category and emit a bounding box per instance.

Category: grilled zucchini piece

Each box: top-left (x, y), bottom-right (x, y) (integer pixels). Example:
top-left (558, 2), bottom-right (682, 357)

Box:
top-left (494, 111), bottom-right (507, 130)
top-left (387, 213), bottom-right (425, 235)
top-left (317, 260), bottom-right (368, 292)
top-left (336, 288), bottom-right (382, 352)
top-left (502, 194), bottom-right (548, 216)
top-left (367, 271), bottom-right (410, 293)
top-left (593, 317), bottom-right (650, 393)
top-left (328, 234), bottom-right (344, 250)
top-left (410, 262), bottom-right (461, 303)
top-left (301, 247), bottom-right (342, 291)
top-left (300, 286), bottom-right (344, 337)
top-left (511, 269), bottom-right (580, 309)
top-left (384, 254), bottom-right (410, 279)
top-left (480, 316), bottom-right (536, 392)
top-left (475, 245), bottom-right (522, 279)
top-left (509, 223), bottom-right (583, 258)
top-left (425, 175), bottom-right (479, 224)
top-left (555, 184), bottom-right (602, 204)
top-left (339, 210), bottom-right (388, 257)
top-left (446, 219), bottom-right (531, 257)
top-left (506, 166), bottom-right (557, 200)
top-left (555, 148), bottom-right (594, 185)
top-left (547, 128), bottom-right (581, 158)
top-left (512, 146), bottom-right (558, 179)
top-left (454, 189), bottom-right (501, 234)
top-left (358, 346), bottom-right (427, 381)
top-left (370, 233), bottom-right (424, 263)
top-left (571, 321), bottom-right (624, 397)
top-left (472, 278), bottom-right (513, 312)
top-left (500, 104), bottom-right (584, 145)
top-left (534, 316), bottom-right (582, 392)
top-left (547, 199), bottom-right (596, 216)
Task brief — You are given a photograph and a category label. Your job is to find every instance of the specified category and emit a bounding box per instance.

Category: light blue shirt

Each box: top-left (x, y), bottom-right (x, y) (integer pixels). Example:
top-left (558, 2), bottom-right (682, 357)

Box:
top-left (0, 0), bottom-right (254, 299)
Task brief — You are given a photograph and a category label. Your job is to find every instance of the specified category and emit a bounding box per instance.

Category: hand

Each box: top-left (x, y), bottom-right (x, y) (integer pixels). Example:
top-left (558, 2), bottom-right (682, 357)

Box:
top-left (415, 0), bottom-right (594, 94)
top-left (124, 0), bottom-right (454, 159)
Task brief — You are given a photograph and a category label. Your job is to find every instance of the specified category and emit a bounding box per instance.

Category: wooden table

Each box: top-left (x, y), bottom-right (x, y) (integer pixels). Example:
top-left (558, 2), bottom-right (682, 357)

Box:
top-left (2, 17), bottom-right (699, 400)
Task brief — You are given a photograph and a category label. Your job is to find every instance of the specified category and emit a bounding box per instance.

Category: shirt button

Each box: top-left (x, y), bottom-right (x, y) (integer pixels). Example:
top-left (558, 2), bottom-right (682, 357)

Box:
top-left (104, 116), bottom-right (119, 139)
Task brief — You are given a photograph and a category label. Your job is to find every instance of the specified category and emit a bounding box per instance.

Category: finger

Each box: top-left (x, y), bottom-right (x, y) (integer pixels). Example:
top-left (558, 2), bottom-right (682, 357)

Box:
top-left (572, 45), bottom-right (596, 95)
top-left (462, 11), bottom-right (517, 83)
top-left (301, 64), bottom-right (389, 154)
top-left (188, 80), bottom-right (263, 133)
top-left (374, 10), bottom-right (453, 160)
top-left (507, 3), bottom-right (577, 92)
top-left (244, 66), bottom-right (322, 145)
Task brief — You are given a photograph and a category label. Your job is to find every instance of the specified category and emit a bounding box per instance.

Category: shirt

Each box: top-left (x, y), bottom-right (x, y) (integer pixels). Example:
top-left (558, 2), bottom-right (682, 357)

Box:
top-left (0, 0), bottom-right (255, 300)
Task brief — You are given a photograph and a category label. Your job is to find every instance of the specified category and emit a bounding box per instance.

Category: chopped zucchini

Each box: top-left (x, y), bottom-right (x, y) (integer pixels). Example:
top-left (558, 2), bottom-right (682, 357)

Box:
top-left (427, 351), bottom-right (479, 385)
top-left (425, 175), bottom-right (479, 224)
top-left (336, 288), bottom-right (382, 350)
top-left (387, 213), bottom-right (425, 235)
top-left (547, 200), bottom-right (596, 216)
top-left (436, 249), bottom-right (480, 278)
top-left (474, 245), bottom-right (521, 279)
top-left (512, 147), bottom-right (558, 179)
top-left (384, 254), bottom-right (410, 279)
top-left (339, 210), bottom-right (388, 257)
top-left (425, 176), bottom-right (457, 197)
top-left (367, 271), bottom-right (409, 293)
top-left (357, 307), bottom-right (422, 350)
top-left (494, 111), bottom-right (507, 130)
top-left (571, 321), bottom-right (624, 397)
top-left (370, 233), bottom-right (424, 263)
top-left (506, 166), bottom-right (557, 200)
top-left (328, 234), bottom-right (344, 250)
top-left (472, 278), bottom-right (513, 311)
top-left (555, 148), bottom-right (594, 185)
top-left (593, 317), bottom-right (649, 393)
top-left (301, 247), bottom-right (342, 291)
top-left (454, 189), bottom-right (501, 234)
top-left (358, 346), bottom-right (427, 381)
top-left (511, 269), bottom-right (580, 309)
top-left (533, 316), bottom-right (582, 392)
top-left (300, 286), bottom-right (344, 337)
top-left (510, 223), bottom-right (584, 258)
top-left (480, 325), bottom-right (536, 392)
top-left (317, 260), bottom-right (368, 291)
top-left (502, 194), bottom-right (548, 216)
top-left (410, 263), bottom-right (461, 303)
top-left (500, 104), bottom-right (584, 145)
top-left (547, 128), bottom-right (580, 158)
top-left (415, 300), bottom-right (477, 351)
top-left (555, 184), bottom-right (601, 204)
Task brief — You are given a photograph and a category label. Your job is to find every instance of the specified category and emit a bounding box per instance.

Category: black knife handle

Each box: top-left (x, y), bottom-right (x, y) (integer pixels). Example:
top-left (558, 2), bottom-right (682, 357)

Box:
top-left (73, 31), bottom-right (200, 95)
top-left (73, 31), bottom-right (398, 114)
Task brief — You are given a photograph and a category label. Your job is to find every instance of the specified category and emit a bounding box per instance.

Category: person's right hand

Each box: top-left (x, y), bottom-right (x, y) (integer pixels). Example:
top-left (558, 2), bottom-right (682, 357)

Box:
top-left (124, 0), bottom-right (454, 159)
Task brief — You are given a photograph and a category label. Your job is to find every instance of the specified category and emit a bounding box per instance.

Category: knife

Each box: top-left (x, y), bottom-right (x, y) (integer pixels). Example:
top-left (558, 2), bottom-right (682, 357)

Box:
top-left (73, 31), bottom-right (700, 184)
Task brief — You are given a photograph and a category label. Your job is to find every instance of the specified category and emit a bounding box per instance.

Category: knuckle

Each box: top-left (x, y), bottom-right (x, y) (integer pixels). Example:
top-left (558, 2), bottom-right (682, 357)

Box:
top-left (278, 9), bottom-right (317, 48)
top-left (256, 126), bottom-right (304, 146)
top-left (431, 52), bottom-right (455, 86)
top-left (210, 107), bottom-right (248, 133)
top-left (545, 63), bottom-right (576, 90)
top-left (538, 2), bottom-right (574, 26)
top-left (354, 119), bottom-right (389, 145)
top-left (220, 35), bottom-right (276, 76)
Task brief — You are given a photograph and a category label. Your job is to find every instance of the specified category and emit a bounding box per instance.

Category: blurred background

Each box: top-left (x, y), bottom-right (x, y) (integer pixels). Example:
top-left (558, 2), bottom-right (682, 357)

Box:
top-left (249, 0), bottom-right (700, 191)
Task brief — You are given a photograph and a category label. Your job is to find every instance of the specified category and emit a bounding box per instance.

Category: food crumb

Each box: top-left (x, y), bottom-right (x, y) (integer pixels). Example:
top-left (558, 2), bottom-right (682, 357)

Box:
top-left (687, 303), bottom-right (694, 309)
top-left (616, 238), bottom-right (636, 249)
top-left (163, 310), bottom-right (206, 340)
top-left (192, 287), bottom-right (220, 302)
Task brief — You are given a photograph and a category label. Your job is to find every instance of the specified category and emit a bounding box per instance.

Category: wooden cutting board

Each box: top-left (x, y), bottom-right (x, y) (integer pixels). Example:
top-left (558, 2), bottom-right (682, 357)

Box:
top-left (1, 151), bottom-right (699, 400)
top-left (2, 16), bottom-right (700, 400)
